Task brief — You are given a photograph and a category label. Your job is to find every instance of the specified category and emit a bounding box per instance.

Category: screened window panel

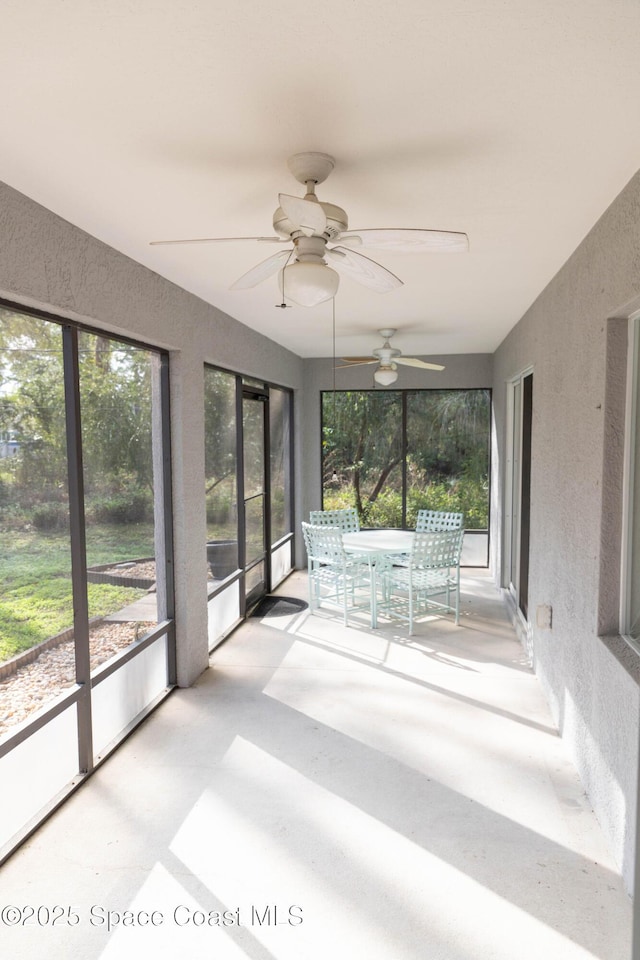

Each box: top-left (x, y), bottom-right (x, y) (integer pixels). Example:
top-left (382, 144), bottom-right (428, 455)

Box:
top-left (322, 389), bottom-right (490, 544)
top-left (243, 398), bottom-right (265, 499)
top-left (270, 387), bottom-right (292, 544)
top-left (0, 304), bottom-right (174, 863)
top-left (406, 390), bottom-right (490, 531)
top-left (79, 334), bottom-right (159, 671)
top-left (204, 368), bottom-right (239, 581)
top-left (0, 309), bottom-right (76, 735)
top-left (245, 496), bottom-right (265, 566)
top-left (321, 391), bottom-right (403, 527)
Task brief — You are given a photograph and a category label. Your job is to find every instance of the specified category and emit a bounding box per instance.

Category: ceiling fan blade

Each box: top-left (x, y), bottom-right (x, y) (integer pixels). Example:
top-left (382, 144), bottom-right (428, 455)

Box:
top-left (395, 357), bottom-right (446, 371)
top-left (340, 228), bottom-right (469, 253)
top-left (150, 236), bottom-right (285, 245)
top-left (336, 235), bottom-right (362, 248)
top-left (326, 246), bottom-right (403, 293)
top-left (336, 358), bottom-right (378, 367)
top-left (278, 194), bottom-right (327, 236)
top-left (229, 250), bottom-right (292, 290)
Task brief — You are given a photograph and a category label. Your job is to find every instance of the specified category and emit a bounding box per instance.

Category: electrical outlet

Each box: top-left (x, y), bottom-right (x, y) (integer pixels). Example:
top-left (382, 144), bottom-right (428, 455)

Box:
top-left (536, 604), bottom-right (552, 630)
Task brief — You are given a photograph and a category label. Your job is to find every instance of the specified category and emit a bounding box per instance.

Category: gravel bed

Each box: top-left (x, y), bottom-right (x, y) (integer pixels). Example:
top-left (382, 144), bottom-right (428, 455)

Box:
top-left (1, 558), bottom-right (160, 739)
top-left (0, 620), bottom-right (154, 739)
top-left (98, 560), bottom-right (156, 580)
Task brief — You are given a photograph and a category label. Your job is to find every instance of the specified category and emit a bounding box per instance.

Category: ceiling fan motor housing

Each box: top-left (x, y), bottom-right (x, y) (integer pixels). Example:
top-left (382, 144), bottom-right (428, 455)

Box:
top-left (272, 201), bottom-right (348, 241)
top-left (373, 345), bottom-right (401, 362)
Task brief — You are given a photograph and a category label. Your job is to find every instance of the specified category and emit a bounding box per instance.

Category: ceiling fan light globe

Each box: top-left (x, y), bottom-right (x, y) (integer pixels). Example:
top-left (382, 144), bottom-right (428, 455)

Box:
top-left (279, 261), bottom-right (339, 307)
top-left (374, 367), bottom-right (399, 386)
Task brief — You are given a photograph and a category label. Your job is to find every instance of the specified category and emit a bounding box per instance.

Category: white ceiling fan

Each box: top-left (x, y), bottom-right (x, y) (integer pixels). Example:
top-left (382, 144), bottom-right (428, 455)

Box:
top-left (150, 152), bottom-right (469, 307)
top-left (338, 328), bottom-right (445, 385)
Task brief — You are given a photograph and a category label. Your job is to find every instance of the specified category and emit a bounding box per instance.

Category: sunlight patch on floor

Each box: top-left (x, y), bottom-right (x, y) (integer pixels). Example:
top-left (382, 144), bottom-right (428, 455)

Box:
top-left (157, 736), bottom-right (609, 960)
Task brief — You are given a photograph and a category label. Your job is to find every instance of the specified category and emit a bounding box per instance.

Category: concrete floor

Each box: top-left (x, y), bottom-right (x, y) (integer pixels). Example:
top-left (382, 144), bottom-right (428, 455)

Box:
top-left (0, 570), bottom-right (633, 960)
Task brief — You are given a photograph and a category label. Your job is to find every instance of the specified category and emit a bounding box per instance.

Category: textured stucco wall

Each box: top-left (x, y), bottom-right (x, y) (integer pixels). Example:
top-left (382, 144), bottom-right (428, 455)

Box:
top-left (300, 354), bottom-right (493, 528)
top-left (0, 180), bottom-right (305, 686)
top-left (492, 169), bottom-right (640, 891)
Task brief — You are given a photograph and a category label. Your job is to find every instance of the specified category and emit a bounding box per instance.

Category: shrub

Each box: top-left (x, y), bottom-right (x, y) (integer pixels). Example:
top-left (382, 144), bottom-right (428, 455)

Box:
top-left (322, 486), bottom-right (358, 512)
top-left (361, 488), bottom-right (403, 528)
top-left (324, 475), bottom-right (489, 529)
top-left (88, 490), bottom-right (151, 524)
top-left (206, 494), bottom-right (231, 525)
top-left (31, 502), bottom-right (68, 531)
top-left (407, 477), bottom-right (488, 528)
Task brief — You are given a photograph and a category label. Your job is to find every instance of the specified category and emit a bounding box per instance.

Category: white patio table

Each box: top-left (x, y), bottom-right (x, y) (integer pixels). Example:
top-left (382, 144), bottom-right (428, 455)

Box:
top-left (342, 529), bottom-right (415, 627)
top-left (343, 529), bottom-right (415, 556)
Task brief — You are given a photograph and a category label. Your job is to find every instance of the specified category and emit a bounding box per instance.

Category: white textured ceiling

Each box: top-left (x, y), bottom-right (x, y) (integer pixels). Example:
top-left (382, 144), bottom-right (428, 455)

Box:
top-left (1, 1), bottom-right (640, 359)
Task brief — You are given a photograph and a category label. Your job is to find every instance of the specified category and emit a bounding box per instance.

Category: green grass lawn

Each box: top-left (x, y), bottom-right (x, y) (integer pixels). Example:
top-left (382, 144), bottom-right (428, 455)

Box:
top-left (0, 524), bottom-right (154, 663)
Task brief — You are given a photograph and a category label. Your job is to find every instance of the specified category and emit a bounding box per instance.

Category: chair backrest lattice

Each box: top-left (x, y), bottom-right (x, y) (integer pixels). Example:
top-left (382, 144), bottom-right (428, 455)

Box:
top-left (301, 520), bottom-right (314, 557)
top-left (302, 522), bottom-right (346, 565)
top-left (411, 528), bottom-right (464, 569)
top-left (309, 508), bottom-right (360, 533)
top-left (415, 509), bottom-right (464, 532)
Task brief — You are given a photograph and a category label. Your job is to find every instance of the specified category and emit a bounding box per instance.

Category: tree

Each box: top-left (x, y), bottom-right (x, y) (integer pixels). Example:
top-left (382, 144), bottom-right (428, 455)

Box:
top-left (406, 389), bottom-right (490, 483)
top-left (78, 332), bottom-right (154, 494)
top-left (203, 368), bottom-right (239, 536)
top-left (204, 368), bottom-right (237, 496)
top-left (0, 309), bottom-right (156, 510)
top-left (323, 391), bottom-right (403, 522)
top-left (0, 310), bottom-right (67, 497)
top-left (322, 388), bottom-right (490, 528)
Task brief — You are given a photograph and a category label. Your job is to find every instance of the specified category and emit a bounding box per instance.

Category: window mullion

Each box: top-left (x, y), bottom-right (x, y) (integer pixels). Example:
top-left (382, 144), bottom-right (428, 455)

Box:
top-left (62, 325), bottom-right (93, 774)
top-left (401, 391), bottom-right (408, 527)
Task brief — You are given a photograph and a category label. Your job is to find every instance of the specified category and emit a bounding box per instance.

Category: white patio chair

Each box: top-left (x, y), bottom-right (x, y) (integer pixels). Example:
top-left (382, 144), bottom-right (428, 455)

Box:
top-left (390, 510), bottom-right (464, 568)
top-left (415, 509), bottom-right (464, 532)
top-left (308, 507), bottom-right (360, 533)
top-left (301, 521), bottom-right (374, 625)
top-left (381, 527), bottom-right (464, 633)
